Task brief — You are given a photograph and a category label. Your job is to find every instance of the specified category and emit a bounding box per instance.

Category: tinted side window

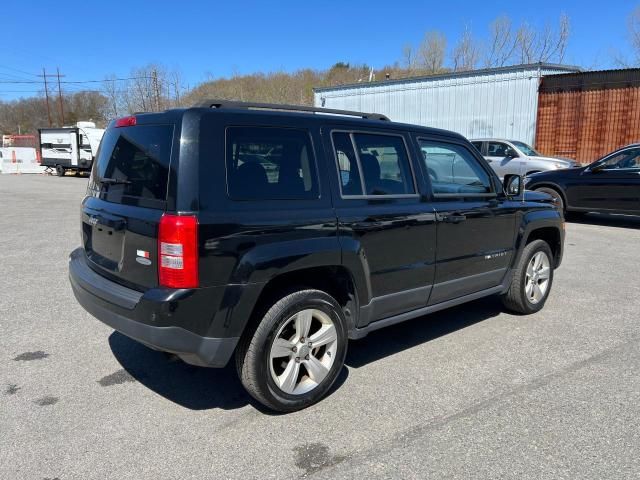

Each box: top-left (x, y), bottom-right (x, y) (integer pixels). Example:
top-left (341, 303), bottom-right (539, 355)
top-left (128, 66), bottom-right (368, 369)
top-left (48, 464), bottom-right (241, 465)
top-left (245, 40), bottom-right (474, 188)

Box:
top-left (89, 125), bottom-right (173, 208)
top-left (471, 141), bottom-right (483, 153)
top-left (226, 127), bottom-right (318, 200)
top-left (487, 142), bottom-right (509, 157)
top-left (352, 133), bottom-right (415, 195)
top-left (599, 148), bottom-right (640, 170)
top-left (332, 132), bottom-right (364, 196)
top-left (419, 140), bottom-right (492, 195)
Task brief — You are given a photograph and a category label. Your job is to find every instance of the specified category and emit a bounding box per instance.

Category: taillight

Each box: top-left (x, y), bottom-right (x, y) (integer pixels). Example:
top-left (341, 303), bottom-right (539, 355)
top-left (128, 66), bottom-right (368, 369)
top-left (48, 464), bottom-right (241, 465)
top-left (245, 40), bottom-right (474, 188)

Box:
top-left (115, 116), bottom-right (137, 128)
top-left (158, 214), bottom-right (199, 288)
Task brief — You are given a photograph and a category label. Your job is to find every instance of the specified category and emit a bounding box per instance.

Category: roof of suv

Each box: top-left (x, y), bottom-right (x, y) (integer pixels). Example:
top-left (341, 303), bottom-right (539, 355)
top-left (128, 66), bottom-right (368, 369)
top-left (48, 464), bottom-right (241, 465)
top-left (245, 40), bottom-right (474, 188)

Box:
top-left (469, 138), bottom-right (526, 143)
top-left (132, 100), bottom-right (467, 142)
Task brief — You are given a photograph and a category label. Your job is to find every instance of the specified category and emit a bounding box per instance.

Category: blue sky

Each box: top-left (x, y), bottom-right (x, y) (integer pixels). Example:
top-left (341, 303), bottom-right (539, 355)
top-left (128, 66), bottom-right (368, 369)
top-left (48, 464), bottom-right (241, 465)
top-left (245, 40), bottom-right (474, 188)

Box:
top-left (0, 0), bottom-right (637, 100)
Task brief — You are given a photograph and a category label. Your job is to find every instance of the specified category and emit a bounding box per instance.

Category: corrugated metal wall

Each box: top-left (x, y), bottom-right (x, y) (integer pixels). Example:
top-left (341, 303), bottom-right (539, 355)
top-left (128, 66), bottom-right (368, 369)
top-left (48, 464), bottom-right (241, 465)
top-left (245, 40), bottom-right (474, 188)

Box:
top-left (535, 69), bottom-right (640, 163)
top-left (314, 65), bottom-right (577, 145)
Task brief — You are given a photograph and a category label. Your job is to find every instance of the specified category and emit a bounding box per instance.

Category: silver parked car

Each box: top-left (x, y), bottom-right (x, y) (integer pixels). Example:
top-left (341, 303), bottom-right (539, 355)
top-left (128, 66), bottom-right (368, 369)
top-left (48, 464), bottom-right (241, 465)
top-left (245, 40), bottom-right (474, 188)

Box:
top-left (470, 139), bottom-right (579, 178)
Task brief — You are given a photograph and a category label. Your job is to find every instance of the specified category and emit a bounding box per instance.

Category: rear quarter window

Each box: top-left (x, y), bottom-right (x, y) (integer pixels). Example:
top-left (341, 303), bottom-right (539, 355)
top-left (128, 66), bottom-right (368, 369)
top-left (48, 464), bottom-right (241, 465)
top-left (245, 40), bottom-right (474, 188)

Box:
top-left (89, 125), bottom-right (174, 209)
top-left (225, 126), bottom-right (319, 200)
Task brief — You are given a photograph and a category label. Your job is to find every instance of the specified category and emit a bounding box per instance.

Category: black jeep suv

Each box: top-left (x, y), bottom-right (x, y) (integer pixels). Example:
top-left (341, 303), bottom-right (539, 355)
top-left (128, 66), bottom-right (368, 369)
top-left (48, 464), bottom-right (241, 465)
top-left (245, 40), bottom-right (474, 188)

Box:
top-left (69, 100), bottom-right (564, 412)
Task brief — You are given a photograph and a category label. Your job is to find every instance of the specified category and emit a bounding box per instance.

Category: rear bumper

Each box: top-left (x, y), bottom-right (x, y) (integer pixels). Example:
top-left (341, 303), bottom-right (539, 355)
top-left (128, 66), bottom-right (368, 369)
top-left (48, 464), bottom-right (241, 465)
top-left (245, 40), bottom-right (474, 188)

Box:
top-left (69, 248), bottom-right (239, 367)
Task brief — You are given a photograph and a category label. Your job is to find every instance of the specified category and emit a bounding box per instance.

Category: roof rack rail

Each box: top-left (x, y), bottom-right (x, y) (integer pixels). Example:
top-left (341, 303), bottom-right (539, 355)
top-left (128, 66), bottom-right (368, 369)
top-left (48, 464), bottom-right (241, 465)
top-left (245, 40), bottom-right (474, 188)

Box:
top-left (194, 99), bottom-right (390, 121)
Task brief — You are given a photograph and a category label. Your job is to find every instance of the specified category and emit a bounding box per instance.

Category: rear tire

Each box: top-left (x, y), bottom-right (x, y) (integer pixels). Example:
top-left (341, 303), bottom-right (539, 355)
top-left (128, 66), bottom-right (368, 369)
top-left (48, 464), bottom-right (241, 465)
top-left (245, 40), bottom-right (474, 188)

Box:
top-left (535, 186), bottom-right (564, 212)
top-left (501, 240), bottom-right (554, 314)
top-left (236, 289), bottom-right (348, 412)
top-left (55, 165), bottom-right (66, 177)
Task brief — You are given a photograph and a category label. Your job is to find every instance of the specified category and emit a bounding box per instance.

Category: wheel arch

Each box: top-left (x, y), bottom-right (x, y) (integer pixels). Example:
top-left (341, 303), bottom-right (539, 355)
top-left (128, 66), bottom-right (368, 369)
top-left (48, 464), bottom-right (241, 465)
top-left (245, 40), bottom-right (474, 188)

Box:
top-left (247, 265), bottom-right (361, 334)
top-left (525, 227), bottom-right (562, 267)
top-left (530, 182), bottom-right (568, 210)
top-left (513, 210), bottom-right (565, 270)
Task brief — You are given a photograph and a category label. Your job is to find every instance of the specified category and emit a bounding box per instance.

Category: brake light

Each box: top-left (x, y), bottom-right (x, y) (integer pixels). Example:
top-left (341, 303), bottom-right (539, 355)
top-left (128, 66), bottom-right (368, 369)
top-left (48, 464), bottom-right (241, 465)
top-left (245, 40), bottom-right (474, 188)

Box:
top-left (158, 214), bottom-right (199, 288)
top-left (115, 116), bottom-right (137, 128)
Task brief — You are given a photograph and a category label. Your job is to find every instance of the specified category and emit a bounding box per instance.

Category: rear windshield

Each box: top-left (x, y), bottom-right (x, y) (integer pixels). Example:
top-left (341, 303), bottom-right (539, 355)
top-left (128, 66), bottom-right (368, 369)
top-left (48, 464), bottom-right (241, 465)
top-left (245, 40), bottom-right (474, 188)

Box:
top-left (89, 125), bottom-right (174, 209)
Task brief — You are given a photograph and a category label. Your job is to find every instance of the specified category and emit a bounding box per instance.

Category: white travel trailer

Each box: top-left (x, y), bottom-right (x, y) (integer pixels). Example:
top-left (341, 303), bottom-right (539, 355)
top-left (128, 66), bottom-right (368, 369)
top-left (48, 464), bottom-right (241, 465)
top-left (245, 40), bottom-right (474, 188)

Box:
top-left (39, 121), bottom-right (105, 176)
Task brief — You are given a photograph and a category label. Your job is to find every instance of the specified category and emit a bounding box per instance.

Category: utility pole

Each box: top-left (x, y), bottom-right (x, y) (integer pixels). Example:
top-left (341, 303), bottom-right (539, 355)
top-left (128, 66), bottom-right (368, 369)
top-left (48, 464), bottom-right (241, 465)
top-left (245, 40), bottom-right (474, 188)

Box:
top-left (39, 68), bottom-right (52, 127)
top-left (152, 69), bottom-right (160, 112)
top-left (56, 67), bottom-right (65, 125)
top-left (39, 68), bottom-right (66, 126)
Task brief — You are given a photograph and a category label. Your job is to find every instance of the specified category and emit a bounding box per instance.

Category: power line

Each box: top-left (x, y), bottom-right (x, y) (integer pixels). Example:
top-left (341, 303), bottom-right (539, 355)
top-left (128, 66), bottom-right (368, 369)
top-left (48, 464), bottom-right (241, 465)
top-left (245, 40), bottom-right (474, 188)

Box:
top-left (0, 71), bottom-right (36, 82)
top-left (0, 64), bottom-right (39, 77)
top-left (0, 87), bottom-right (103, 93)
top-left (0, 76), bottom-right (152, 84)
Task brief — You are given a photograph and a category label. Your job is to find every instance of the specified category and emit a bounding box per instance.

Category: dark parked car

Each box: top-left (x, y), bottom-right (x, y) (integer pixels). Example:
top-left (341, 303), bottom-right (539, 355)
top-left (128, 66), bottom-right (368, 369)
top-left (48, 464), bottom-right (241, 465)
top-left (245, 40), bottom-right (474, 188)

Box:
top-left (69, 101), bottom-right (564, 412)
top-left (526, 144), bottom-right (640, 215)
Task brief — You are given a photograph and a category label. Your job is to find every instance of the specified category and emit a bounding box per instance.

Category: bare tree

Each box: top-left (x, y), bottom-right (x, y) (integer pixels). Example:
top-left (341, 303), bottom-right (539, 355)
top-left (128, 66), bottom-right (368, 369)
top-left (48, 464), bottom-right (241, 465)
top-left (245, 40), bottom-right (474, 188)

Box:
top-left (402, 44), bottom-right (417, 71)
top-left (515, 22), bottom-right (538, 63)
top-left (556, 13), bottom-right (570, 63)
top-left (515, 14), bottom-right (570, 64)
top-left (101, 64), bottom-right (187, 115)
top-left (452, 25), bottom-right (480, 71)
top-left (0, 91), bottom-right (109, 135)
top-left (484, 15), bottom-right (516, 67)
top-left (418, 31), bottom-right (447, 73)
top-left (537, 13), bottom-right (570, 63)
top-left (102, 75), bottom-right (120, 118)
top-left (169, 70), bottom-right (184, 107)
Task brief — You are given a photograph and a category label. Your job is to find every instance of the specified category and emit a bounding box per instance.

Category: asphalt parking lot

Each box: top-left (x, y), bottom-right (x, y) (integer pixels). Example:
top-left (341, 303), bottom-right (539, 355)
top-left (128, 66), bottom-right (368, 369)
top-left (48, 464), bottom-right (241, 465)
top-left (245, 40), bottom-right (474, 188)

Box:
top-left (1, 174), bottom-right (639, 480)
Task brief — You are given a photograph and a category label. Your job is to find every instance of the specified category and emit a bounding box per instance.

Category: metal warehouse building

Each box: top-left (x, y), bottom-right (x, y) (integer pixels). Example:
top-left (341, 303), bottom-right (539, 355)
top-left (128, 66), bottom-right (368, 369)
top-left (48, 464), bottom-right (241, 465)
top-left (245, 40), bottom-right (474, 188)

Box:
top-left (314, 63), bottom-right (579, 146)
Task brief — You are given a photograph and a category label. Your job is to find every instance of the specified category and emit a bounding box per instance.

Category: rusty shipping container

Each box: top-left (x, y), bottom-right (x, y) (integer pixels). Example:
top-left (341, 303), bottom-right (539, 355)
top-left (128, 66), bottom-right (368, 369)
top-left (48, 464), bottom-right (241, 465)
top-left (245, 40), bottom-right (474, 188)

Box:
top-left (535, 69), bottom-right (640, 164)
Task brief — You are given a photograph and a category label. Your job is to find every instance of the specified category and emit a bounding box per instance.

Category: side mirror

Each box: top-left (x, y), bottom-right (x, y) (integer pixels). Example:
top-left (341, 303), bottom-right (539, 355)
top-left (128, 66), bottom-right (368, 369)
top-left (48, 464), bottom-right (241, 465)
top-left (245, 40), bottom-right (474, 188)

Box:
top-left (503, 174), bottom-right (523, 197)
top-left (590, 163), bottom-right (605, 173)
top-left (505, 148), bottom-right (519, 158)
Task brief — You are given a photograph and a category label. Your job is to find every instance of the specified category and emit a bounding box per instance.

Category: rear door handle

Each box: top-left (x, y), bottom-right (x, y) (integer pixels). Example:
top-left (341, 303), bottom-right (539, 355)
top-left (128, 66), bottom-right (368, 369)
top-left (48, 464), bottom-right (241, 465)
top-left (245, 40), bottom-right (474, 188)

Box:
top-left (88, 213), bottom-right (127, 231)
top-left (442, 213), bottom-right (467, 224)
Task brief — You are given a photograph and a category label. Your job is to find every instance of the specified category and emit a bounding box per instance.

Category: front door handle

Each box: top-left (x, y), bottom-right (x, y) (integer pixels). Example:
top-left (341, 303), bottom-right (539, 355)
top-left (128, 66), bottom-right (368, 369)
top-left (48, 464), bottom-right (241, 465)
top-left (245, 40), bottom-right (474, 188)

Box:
top-left (442, 213), bottom-right (467, 224)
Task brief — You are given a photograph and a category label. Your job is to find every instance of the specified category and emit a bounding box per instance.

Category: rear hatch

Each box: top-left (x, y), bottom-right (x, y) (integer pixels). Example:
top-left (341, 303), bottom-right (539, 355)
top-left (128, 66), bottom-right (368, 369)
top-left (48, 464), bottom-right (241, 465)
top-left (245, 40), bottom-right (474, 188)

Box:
top-left (82, 118), bottom-right (175, 290)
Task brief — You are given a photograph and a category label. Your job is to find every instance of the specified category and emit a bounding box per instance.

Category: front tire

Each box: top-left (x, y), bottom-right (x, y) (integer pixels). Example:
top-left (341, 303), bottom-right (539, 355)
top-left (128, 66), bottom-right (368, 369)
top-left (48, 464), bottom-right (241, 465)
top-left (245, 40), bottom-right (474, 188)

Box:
top-left (55, 165), bottom-right (66, 177)
top-left (236, 289), bottom-right (348, 412)
top-left (501, 240), bottom-right (554, 314)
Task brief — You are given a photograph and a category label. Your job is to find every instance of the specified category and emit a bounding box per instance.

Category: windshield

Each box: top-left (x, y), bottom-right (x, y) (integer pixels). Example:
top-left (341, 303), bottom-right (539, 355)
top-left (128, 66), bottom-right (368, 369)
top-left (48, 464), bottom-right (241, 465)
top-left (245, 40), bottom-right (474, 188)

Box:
top-left (511, 141), bottom-right (540, 156)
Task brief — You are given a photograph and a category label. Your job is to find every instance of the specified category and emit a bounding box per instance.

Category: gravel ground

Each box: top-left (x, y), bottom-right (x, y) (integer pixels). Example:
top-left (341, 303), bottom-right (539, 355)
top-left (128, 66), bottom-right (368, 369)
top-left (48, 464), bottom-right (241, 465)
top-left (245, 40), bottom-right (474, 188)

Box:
top-left (1, 175), bottom-right (639, 480)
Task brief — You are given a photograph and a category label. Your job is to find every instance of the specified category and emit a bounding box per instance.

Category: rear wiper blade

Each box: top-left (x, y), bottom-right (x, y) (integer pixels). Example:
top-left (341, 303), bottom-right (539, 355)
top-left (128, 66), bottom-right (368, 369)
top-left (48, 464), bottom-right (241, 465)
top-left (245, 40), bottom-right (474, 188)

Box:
top-left (99, 177), bottom-right (131, 185)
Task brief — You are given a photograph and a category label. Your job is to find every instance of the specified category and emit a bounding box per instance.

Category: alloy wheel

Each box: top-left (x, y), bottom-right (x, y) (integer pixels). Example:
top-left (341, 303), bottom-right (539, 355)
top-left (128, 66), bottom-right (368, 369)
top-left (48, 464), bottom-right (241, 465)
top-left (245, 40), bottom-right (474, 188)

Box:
top-left (525, 251), bottom-right (551, 304)
top-left (268, 308), bottom-right (338, 395)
